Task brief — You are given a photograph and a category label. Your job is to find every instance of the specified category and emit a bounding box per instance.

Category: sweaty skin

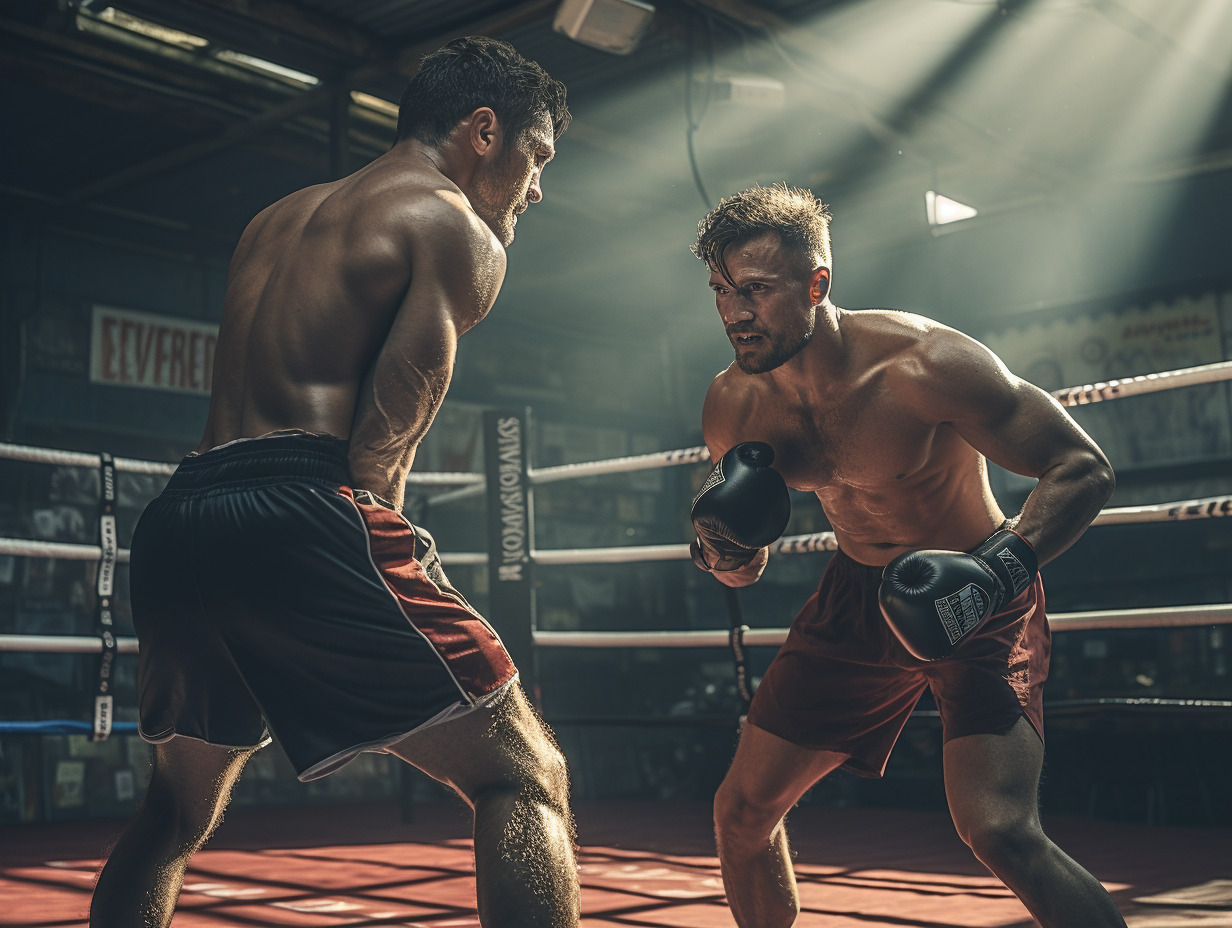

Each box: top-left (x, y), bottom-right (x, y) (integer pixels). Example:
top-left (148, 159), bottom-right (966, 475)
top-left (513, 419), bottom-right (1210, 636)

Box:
top-left (198, 111), bottom-right (554, 509)
top-left (703, 231), bottom-right (1127, 928)
top-left (698, 231), bottom-right (1114, 581)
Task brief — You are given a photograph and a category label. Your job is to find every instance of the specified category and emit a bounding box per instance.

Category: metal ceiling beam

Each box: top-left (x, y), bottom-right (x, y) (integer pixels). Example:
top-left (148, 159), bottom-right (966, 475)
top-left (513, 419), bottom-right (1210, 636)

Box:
top-left (169, 0), bottom-right (379, 61)
top-left (60, 80), bottom-right (353, 204)
top-left (394, 0), bottom-right (558, 75)
top-left (51, 2), bottom-right (557, 205)
top-left (0, 14), bottom-right (217, 93)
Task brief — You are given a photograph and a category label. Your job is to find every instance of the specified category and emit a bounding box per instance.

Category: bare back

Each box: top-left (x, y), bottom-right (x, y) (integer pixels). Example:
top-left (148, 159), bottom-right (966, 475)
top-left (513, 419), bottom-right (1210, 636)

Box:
top-left (200, 146), bottom-right (505, 503)
top-left (703, 310), bottom-right (1085, 566)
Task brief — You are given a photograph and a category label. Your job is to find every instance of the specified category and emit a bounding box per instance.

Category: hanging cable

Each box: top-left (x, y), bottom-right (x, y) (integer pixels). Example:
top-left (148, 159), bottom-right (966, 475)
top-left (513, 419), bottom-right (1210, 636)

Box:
top-left (684, 12), bottom-right (715, 208)
top-left (720, 585), bottom-right (754, 722)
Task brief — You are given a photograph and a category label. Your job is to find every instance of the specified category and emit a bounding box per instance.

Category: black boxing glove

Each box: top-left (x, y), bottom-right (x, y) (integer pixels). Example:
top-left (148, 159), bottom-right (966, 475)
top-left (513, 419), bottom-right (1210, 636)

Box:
top-left (690, 442), bottom-right (791, 571)
top-left (878, 528), bottom-right (1038, 661)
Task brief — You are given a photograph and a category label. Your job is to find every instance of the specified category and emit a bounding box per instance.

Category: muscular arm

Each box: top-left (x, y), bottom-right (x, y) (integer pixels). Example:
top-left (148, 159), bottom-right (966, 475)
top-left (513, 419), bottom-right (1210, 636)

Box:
top-left (349, 194), bottom-right (505, 509)
top-left (905, 329), bottom-right (1115, 565)
top-left (697, 373), bottom-right (771, 588)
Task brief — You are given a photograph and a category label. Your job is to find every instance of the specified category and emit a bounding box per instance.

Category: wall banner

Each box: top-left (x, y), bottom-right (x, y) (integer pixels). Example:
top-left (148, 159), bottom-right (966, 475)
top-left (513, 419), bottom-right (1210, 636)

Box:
top-left (983, 290), bottom-right (1231, 470)
top-left (89, 305), bottom-right (218, 395)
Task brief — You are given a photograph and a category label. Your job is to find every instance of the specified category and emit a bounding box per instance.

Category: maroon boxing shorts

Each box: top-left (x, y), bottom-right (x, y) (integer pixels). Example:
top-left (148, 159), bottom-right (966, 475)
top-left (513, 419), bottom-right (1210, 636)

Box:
top-left (747, 547), bottom-right (1049, 776)
top-left (130, 432), bottom-right (516, 780)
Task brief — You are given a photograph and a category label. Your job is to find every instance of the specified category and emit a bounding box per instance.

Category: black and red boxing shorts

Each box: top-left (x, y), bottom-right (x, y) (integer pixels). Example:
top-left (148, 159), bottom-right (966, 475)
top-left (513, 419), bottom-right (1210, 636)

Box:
top-left (747, 548), bottom-right (1049, 777)
top-left (130, 432), bottom-right (516, 780)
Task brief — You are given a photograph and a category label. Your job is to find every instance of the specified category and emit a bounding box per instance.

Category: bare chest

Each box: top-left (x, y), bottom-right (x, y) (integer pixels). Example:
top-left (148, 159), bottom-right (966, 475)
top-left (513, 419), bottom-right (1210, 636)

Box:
top-left (738, 391), bottom-right (940, 494)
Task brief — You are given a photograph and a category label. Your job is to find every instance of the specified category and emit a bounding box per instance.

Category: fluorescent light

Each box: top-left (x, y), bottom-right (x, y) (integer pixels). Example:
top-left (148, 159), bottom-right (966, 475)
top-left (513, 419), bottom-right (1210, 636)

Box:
top-left (213, 49), bottom-right (319, 87)
top-left (95, 7), bottom-right (208, 49)
top-left (350, 91), bottom-right (398, 119)
top-left (925, 190), bottom-right (978, 226)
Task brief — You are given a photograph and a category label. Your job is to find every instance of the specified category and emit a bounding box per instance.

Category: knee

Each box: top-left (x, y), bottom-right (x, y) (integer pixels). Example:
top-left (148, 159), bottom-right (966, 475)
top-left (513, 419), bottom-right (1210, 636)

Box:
top-left (476, 735), bottom-right (571, 814)
top-left (524, 740), bottom-right (571, 811)
top-left (956, 814), bottom-right (1046, 871)
top-left (137, 781), bottom-right (219, 853)
top-left (713, 779), bottom-right (781, 845)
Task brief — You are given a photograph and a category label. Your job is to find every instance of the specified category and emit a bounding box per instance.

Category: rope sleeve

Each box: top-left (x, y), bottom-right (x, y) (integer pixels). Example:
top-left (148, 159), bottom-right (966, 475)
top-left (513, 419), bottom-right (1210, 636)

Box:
top-left (93, 453), bottom-right (118, 742)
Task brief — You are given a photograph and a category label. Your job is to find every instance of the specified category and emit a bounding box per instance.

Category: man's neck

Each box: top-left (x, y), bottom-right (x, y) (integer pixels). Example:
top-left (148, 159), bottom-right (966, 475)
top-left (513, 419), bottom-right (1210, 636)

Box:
top-left (769, 302), bottom-right (846, 391)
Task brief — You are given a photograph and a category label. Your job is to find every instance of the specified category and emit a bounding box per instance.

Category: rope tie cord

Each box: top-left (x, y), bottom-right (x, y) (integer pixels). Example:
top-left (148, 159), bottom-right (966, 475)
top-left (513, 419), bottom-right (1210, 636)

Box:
top-left (92, 453), bottom-right (119, 741)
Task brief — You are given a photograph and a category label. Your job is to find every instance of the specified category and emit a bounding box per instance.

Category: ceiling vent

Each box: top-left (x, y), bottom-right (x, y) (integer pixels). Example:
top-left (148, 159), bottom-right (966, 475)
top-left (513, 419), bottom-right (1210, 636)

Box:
top-left (553, 0), bottom-right (656, 55)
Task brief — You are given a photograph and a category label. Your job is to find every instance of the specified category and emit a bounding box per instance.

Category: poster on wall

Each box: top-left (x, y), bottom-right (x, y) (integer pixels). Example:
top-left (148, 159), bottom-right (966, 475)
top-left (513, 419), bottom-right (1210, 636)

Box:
top-left (983, 290), bottom-right (1231, 471)
top-left (89, 305), bottom-right (219, 396)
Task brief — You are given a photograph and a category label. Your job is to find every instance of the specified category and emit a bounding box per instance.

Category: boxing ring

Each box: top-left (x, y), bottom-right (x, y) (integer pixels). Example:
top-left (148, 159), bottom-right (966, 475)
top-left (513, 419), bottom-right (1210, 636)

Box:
top-left (1, 359), bottom-right (1231, 927)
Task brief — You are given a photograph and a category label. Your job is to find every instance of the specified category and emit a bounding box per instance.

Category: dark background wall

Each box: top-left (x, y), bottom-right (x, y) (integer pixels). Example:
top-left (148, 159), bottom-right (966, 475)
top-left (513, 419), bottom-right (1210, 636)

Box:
top-left (1, 0), bottom-right (1230, 826)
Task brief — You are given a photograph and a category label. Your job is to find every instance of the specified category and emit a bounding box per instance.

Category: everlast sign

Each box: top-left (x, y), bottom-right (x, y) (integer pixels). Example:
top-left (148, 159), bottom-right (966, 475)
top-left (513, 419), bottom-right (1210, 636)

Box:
top-left (495, 416), bottom-right (528, 582)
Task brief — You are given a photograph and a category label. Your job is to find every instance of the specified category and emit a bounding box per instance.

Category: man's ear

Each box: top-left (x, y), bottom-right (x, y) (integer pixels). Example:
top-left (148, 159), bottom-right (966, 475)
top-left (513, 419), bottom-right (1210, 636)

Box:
top-left (468, 107), bottom-right (500, 157)
top-left (810, 266), bottom-right (831, 305)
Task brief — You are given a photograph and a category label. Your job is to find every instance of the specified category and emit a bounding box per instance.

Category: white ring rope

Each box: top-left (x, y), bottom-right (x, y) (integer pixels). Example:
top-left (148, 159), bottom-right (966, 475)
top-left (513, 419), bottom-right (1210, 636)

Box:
top-left (425, 482), bottom-right (488, 506)
top-left (1, 360), bottom-right (1228, 492)
top-left (422, 360), bottom-right (1232, 500)
top-left (1051, 359), bottom-right (1232, 406)
top-left (405, 472), bottom-right (484, 486)
top-left (1092, 494), bottom-right (1232, 524)
top-left (0, 442), bottom-right (176, 476)
top-left (526, 494), bottom-right (1232, 566)
top-left (422, 447), bottom-right (712, 506)
top-left (0, 537), bottom-right (132, 563)
top-left (530, 446), bottom-right (709, 485)
top-left (531, 602), bottom-right (1232, 649)
top-left (6, 602), bottom-right (1226, 655)
top-left (0, 440), bottom-right (482, 486)
top-left (0, 494), bottom-right (1227, 566)
top-left (0, 635), bottom-right (141, 654)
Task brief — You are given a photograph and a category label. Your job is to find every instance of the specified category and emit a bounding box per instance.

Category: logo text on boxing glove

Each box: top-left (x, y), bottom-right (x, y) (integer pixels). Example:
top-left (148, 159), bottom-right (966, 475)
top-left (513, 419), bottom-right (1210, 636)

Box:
top-left (934, 583), bottom-right (988, 645)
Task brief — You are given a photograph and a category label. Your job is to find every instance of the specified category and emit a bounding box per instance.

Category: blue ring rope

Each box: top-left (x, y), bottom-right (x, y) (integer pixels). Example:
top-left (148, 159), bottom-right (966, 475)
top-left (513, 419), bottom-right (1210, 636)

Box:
top-left (0, 720), bottom-right (140, 735)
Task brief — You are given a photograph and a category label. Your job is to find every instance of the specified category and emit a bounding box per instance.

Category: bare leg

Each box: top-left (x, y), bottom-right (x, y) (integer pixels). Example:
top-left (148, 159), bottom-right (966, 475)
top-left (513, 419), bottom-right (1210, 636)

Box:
top-left (712, 722), bottom-right (848, 928)
top-left (90, 737), bottom-right (259, 928)
top-left (386, 683), bottom-right (579, 928)
top-left (944, 716), bottom-right (1127, 927)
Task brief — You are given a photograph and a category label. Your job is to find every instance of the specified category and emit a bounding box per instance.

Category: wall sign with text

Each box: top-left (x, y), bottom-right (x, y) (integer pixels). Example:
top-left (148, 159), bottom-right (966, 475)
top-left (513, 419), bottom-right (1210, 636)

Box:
top-left (89, 305), bottom-right (219, 395)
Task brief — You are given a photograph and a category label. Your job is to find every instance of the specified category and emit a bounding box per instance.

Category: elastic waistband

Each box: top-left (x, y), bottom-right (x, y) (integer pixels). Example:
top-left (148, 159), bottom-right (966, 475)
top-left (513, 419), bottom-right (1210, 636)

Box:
top-left (831, 547), bottom-right (889, 580)
top-left (166, 433), bottom-right (350, 490)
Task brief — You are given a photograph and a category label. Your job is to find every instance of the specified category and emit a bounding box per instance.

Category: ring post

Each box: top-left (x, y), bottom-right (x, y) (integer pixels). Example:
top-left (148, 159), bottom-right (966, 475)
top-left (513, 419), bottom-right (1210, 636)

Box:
top-left (483, 408), bottom-right (538, 703)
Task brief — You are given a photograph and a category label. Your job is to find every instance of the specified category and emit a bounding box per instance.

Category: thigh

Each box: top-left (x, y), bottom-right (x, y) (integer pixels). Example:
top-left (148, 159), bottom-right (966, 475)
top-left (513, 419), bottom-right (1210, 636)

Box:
top-left (747, 555), bottom-right (930, 777)
top-left (384, 682), bottom-right (561, 800)
top-left (131, 496), bottom-right (267, 750)
top-left (144, 737), bottom-right (261, 826)
top-left (718, 721), bottom-right (849, 818)
top-left (749, 642), bottom-right (928, 777)
top-left (204, 484), bottom-right (517, 779)
top-left (943, 715), bottom-right (1044, 836)
top-left (928, 576), bottom-right (1049, 745)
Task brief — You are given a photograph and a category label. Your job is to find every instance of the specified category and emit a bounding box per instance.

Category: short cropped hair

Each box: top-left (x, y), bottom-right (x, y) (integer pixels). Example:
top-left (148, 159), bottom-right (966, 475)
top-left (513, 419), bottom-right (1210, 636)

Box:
top-left (397, 36), bottom-right (570, 146)
top-left (693, 184), bottom-right (833, 283)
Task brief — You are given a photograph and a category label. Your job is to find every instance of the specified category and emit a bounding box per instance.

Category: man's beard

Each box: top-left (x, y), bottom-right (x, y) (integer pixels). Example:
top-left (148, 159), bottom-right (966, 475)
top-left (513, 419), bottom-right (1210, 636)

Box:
top-left (732, 321), bottom-right (814, 374)
top-left (472, 161), bottom-right (521, 247)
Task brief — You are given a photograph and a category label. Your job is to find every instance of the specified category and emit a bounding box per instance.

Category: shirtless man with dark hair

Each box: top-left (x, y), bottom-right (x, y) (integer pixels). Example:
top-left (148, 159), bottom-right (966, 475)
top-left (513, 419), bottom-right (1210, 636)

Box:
top-left (90, 37), bottom-right (578, 928)
top-left (688, 184), bottom-right (1127, 928)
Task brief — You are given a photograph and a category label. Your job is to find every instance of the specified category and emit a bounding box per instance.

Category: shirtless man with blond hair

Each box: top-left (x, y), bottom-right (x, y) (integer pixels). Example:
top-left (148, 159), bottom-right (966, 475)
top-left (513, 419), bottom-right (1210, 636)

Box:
top-left (687, 184), bottom-right (1127, 927)
top-left (91, 37), bottom-right (578, 928)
